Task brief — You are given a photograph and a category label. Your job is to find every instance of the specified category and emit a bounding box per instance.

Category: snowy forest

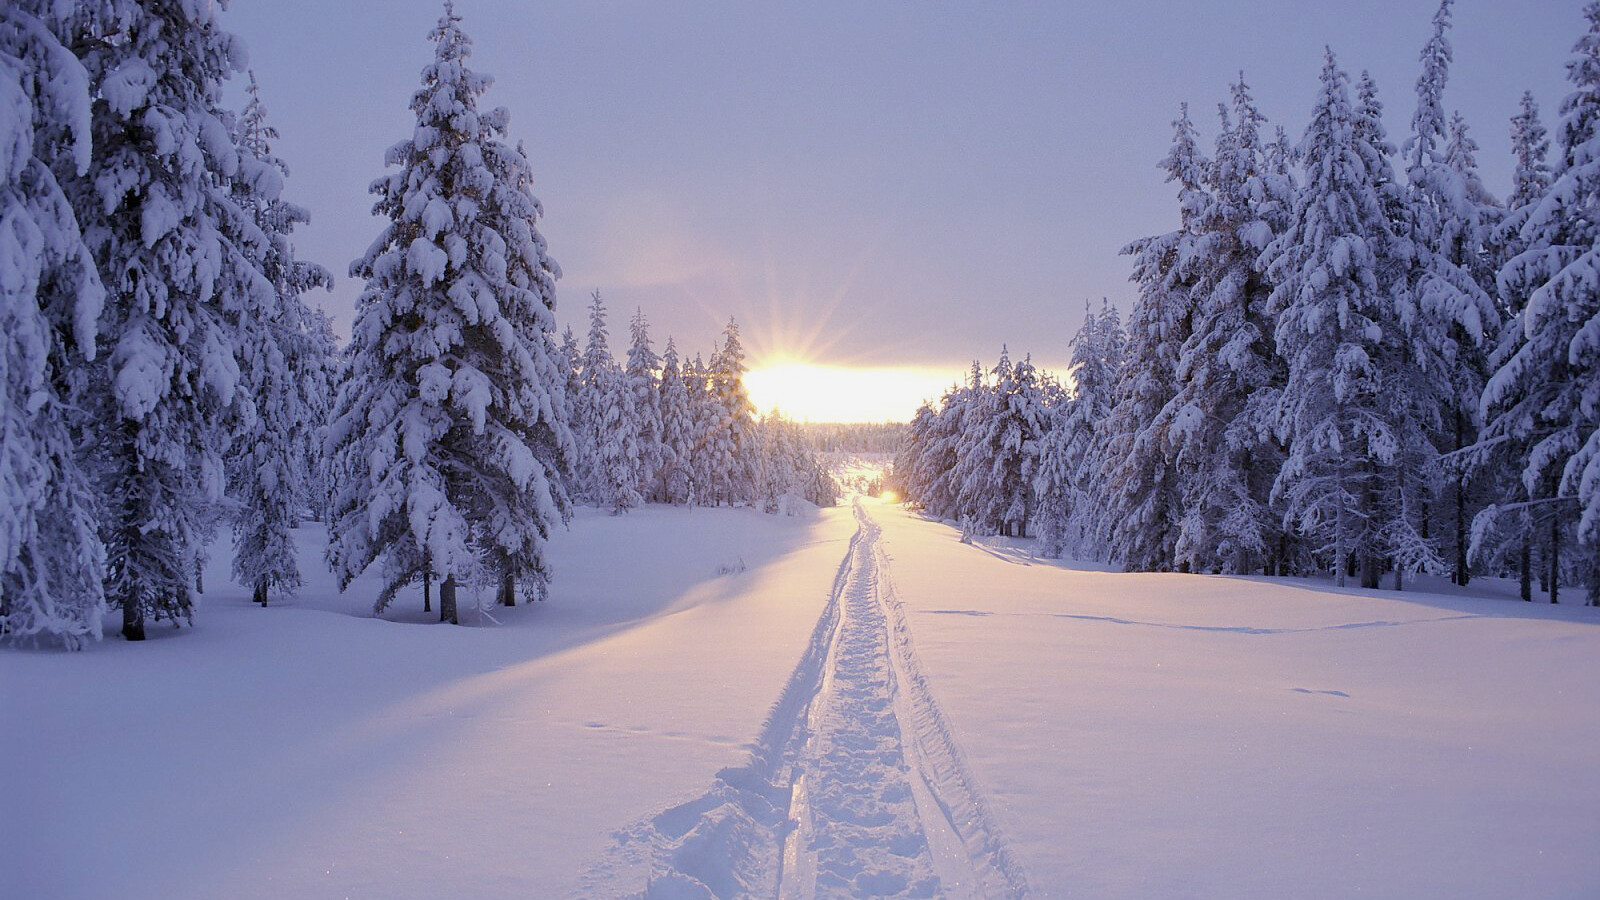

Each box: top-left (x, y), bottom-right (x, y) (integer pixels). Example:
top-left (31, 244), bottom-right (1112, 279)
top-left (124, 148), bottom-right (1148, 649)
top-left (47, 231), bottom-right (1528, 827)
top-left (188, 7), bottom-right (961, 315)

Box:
top-left (893, 2), bottom-right (1600, 606)
top-left (0, 0), bottom-right (833, 648)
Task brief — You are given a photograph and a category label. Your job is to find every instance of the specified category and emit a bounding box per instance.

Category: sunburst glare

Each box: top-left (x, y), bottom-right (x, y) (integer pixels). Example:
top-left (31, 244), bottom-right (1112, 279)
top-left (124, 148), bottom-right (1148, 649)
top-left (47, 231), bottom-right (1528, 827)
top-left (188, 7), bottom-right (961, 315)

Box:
top-left (743, 362), bottom-right (955, 423)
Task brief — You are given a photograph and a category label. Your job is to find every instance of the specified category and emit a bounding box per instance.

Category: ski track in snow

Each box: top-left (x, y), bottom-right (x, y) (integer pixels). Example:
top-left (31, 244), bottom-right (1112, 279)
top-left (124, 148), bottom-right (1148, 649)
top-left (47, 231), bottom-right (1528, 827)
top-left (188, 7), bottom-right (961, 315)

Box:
top-left (577, 499), bottom-right (1028, 899)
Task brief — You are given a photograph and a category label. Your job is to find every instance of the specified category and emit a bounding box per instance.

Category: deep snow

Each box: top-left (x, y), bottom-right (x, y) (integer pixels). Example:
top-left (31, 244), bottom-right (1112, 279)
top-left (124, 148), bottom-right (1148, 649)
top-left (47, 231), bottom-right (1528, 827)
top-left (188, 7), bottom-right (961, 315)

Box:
top-left (3, 497), bottom-right (1598, 899)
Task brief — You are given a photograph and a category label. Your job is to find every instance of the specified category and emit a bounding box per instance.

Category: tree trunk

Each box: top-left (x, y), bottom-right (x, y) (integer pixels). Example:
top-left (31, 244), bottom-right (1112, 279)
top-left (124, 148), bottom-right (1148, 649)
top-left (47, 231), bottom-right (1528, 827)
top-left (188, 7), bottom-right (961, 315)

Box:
top-left (253, 579), bottom-right (267, 606)
top-left (122, 601), bottom-right (145, 642)
top-left (1391, 561), bottom-right (1403, 591)
top-left (1549, 515), bottom-right (1560, 604)
top-left (1520, 540), bottom-right (1532, 602)
top-left (440, 575), bottom-right (459, 625)
top-left (1360, 555), bottom-right (1380, 590)
top-left (499, 570), bottom-right (516, 607)
top-left (423, 560), bottom-right (432, 613)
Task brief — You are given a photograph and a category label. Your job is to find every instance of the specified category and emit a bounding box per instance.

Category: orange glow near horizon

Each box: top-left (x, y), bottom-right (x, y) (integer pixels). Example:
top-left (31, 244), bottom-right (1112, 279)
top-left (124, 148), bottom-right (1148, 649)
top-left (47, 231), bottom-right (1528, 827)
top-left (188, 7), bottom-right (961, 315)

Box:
top-left (743, 363), bottom-right (955, 424)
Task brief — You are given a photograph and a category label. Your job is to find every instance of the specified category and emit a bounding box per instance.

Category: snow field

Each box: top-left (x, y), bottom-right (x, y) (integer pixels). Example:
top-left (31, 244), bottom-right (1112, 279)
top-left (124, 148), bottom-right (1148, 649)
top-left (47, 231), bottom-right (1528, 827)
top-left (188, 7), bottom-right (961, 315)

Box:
top-left (0, 504), bottom-right (854, 900)
top-left (872, 501), bottom-right (1600, 899)
top-left (5, 496), bottom-right (1598, 899)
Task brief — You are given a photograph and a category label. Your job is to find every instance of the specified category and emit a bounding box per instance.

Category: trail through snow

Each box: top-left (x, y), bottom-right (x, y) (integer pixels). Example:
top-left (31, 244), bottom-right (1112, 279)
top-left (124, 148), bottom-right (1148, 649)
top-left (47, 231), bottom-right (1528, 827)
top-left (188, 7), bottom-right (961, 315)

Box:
top-left (579, 498), bottom-right (1028, 899)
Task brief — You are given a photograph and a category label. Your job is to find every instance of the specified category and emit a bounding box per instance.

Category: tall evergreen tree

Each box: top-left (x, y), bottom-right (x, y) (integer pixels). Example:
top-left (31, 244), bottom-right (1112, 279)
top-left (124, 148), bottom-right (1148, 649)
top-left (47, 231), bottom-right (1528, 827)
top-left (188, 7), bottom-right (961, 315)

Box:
top-left (622, 308), bottom-right (664, 507)
top-left (61, 0), bottom-right (271, 640)
top-left (300, 305), bottom-right (342, 523)
top-left (1162, 78), bottom-right (1290, 574)
top-left (1262, 52), bottom-right (1413, 588)
top-left (326, 2), bottom-right (572, 621)
top-left (656, 336), bottom-right (694, 503)
top-left (704, 318), bottom-right (757, 506)
top-left (1399, 0), bottom-right (1501, 586)
top-left (0, 1), bottom-right (107, 646)
top-left (1035, 301), bottom-right (1126, 560)
top-left (1105, 105), bottom-right (1208, 571)
top-left (578, 290), bottom-right (634, 511)
top-left (228, 70), bottom-right (332, 607)
top-left (1483, 3), bottom-right (1600, 604)
top-left (1472, 92), bottom-right (1554, 599)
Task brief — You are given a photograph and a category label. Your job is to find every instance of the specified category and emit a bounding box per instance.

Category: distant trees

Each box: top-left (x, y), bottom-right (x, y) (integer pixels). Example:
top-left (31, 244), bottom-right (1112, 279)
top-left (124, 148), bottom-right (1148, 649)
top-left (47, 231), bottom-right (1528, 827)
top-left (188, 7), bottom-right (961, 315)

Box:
top-left (561, 302), bottom-right (835, 516)
top-left (895, 1), bottom-right (1600, 604)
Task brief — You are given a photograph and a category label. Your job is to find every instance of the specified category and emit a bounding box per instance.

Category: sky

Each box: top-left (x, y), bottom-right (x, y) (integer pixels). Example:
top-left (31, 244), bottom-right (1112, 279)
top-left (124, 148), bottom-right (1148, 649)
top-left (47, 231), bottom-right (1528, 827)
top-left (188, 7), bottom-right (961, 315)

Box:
top-left (222, 0), bottom-right (1578, 419)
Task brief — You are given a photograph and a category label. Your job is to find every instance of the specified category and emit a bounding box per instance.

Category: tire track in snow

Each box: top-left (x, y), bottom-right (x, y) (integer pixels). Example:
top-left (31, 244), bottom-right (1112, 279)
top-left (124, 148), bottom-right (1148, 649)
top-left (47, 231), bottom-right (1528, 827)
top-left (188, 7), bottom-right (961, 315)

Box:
top-left (577, 499), bottom-right (1027, 899)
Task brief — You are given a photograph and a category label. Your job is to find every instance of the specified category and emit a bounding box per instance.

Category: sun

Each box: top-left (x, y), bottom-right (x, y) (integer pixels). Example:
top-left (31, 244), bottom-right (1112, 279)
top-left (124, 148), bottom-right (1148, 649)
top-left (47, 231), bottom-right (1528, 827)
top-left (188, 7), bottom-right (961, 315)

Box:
top-left (743, 361), bottom-right (954, 423)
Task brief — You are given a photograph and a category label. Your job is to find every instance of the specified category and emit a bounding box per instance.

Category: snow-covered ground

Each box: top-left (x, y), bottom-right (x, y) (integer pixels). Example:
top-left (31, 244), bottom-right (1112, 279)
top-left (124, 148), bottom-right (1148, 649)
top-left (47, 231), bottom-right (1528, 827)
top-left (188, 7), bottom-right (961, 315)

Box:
top-left (4, 497), bottom-right (1598, 899)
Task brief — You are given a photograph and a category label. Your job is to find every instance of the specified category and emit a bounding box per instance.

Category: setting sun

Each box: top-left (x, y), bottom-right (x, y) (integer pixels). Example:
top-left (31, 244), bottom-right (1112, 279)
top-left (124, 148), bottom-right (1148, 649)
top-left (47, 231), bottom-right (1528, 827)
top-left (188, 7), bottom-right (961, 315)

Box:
top-left (743, 363), bottom-right (955, 423)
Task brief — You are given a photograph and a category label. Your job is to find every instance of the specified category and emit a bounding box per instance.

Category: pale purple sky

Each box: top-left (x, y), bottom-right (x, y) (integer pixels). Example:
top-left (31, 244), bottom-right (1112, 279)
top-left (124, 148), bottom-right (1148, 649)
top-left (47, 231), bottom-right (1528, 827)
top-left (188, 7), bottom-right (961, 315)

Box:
top-left (224, 0), bottom-right (1575, 375)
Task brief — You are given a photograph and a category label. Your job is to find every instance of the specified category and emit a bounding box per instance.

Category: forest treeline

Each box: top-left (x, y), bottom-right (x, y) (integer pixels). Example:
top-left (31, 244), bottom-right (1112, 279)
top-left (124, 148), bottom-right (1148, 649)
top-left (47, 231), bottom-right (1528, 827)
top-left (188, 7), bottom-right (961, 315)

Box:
top-left (893, 2), bottom-right (1600, 605)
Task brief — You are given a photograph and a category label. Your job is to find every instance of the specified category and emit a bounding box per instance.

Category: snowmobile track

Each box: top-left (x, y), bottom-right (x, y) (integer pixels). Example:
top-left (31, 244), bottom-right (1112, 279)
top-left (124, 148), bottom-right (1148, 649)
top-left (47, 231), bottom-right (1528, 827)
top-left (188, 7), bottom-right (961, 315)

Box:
top-left (578, 498), bottom-right (1028, 899)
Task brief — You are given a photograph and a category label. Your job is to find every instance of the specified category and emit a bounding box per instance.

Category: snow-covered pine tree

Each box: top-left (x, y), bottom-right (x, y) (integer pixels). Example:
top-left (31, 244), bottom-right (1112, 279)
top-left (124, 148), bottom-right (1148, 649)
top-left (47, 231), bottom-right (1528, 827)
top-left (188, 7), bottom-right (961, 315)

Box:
top-left (921, 363), bottom-right (985, 523)
top-left (0, 1), bottom-right (107, 647)
top-left (326, 2), bottom-right (573, 621)
top-left (1471, 92), bottom-right (1554, 599)
top-left (622, 308), bottom-right (664, 506)
top-left (228, 70), bottom-right (333, 607)
top-left (1398, 0), bottom-right (1502, 586)
top-left (556, 323), bottom-right (584, 490)
top-left (1482, 3), bottom-right (1600, 605)
top-left (579, 290), bottom-right (638, 512)
top-left (59, 0), bottom-right (276, 640)
top-left (953, 349), bottom-right (1008, 534)
top-left (983, 351), bottom-right (1048, 537)
top-left (656, 337), bottom-right (695, 503)
top-left (1104, 105), bottom-right (1208, 571)
top-left (1262, 52), bottom-right (1418, 589)
top-left (1159, 78), bottom-right (1289, 574)
top-left (1034, 300), bottom-right (1126, 560)
top-left (300, 305), bottom-right (343, 523)
top-left (1354, 67), bottom-right (1452, 590)
top-left (685, 351), bottom-right (717, 505)
top-left (889, 401), bottom-right (935, 504)
top-left (704, 317), bottom-right (757, 506)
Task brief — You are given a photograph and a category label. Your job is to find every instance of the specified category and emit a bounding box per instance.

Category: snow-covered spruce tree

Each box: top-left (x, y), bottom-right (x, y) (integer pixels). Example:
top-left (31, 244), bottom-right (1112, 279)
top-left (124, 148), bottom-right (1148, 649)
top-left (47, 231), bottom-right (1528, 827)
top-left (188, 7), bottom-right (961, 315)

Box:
top-left (656, 337), bottom-right (695, 503)
top-left (228, 70), bottom-right (332, 607)
top-left (300, 304), bottom-right (343, 523)
top-left (1157, 78), bottom-right (1292, 574)
top-left (622, 308), bottom-right (664, 506)
top-left (59, 0), bottom-right (276, 640)
top-left (1034, 300), bottom-right (1126, 560)
top-left (888, 400), bottom-right (934, 503)
top-left (918, 364), bottom-right (983, 522)
top-left (556, 323), bottom-right (584, 489)
top-left (578, 290), bottom-right (637, 512)
top-left (1104, 105), bottom-right (1209, 571)
top-left (953, 350), bottom-right (1007, 534)
top-left (1398, 0), bottom-right (1502, 586)
top-left (1471, 92), bottom-right (1554, 600)
top-left (685, 351), bottom-right (717, 505)
top-left (966, 350), bottom-right (1048, 538)
top-left (1355, 68), bottom-right (1451, 590)
top-left (1482, 3), bottom-right (1600, 605)
top-left (326, 2), bottom-right (573, 622)
top-left (1261, 52), bottom-right (1418, 589)
top-left (0, 2), bottom-right (107, 647)
top-left (703, 318), bottom-right (757, 506)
